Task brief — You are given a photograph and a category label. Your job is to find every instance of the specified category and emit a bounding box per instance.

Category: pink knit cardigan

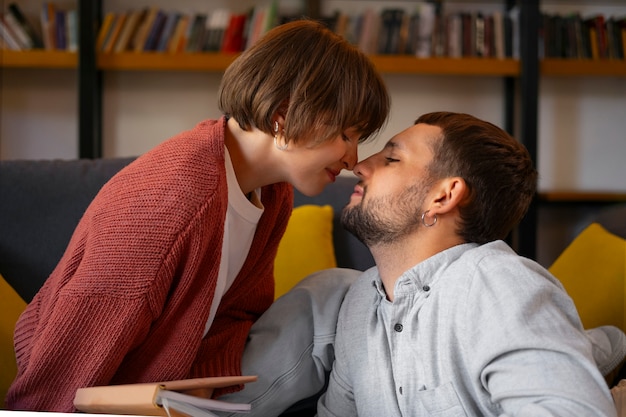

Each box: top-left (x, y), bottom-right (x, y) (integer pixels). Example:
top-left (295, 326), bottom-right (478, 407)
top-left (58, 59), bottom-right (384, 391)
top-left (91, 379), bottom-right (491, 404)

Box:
top-left (7, 117), bottom-right (293, 412)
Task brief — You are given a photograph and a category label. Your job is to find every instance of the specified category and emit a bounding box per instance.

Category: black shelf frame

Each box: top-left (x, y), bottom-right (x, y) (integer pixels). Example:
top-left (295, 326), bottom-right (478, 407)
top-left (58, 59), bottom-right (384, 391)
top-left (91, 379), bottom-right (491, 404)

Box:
top-left (77, 0), bottom-right (102, 159)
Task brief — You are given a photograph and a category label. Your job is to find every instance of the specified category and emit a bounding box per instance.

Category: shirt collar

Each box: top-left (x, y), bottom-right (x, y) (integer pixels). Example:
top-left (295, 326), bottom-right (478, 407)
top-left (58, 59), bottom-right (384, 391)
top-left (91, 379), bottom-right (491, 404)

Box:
top-left (371, 242), bottom-right (479, 299)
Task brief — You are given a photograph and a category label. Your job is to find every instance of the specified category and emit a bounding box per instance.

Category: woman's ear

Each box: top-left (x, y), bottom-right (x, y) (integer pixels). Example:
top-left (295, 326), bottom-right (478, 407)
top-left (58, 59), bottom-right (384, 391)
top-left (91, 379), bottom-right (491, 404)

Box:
top-left (274, 100), bottom-right (289, 125)
top-left (431, 177), bottom-right (468, 215)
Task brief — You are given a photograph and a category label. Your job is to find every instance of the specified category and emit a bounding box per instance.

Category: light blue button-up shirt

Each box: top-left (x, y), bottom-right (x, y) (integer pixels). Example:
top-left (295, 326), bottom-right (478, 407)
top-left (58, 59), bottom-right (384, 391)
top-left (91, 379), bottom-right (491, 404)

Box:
top-left (318, 241), bottom-right (616, 417)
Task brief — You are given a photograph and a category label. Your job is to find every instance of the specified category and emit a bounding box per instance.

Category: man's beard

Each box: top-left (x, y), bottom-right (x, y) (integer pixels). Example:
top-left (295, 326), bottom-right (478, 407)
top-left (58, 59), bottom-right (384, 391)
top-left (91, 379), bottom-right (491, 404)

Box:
top-left (341, 184), bottom-right (427, 247)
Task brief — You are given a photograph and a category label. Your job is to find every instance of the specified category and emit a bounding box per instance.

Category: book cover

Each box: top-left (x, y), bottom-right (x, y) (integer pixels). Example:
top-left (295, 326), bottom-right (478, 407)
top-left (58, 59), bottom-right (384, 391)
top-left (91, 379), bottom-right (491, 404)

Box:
top-left (40, 2), bottom-right (56, 50)
top-left (115, 9), bottom-right (146, 53)
top-left (156, 11), bottom-right (180, 52)
top-left (65, 9), bottom-right (77, 52)
top-left (185, 13), bottom-right (208, 52)
top-left (74, 375), bottom-right (256, 417)
top-left (3, 8), bottom-right (32, 49)
top-left (133, 7), bottom-right (160, 52)
top-left (102, 12), bottom-right (127, 53)
top-left (0, 13), bottom-right (22, 50)
top-left (492, 11), bottom-right (504, 59)
top-left (446, 13), bottom-right (462, 58)
top-left (204, 10), bottom-right (230, 52)
top-left (474, 12), bottom-right (485, 57)
top-left (143, 10), bottom-right (167, 51)
top-left (96, 11), bottom-right (115, 51)
top-left (415, 2), bottom-right (435, 58)
top-left (167, 13), bottom-right (190, 54)
top-left (8, 3), bottom-right (44, 49)
top-left (54, 9), bottom-right (66, 50)
top-left (221, 13), bottom-right (247, 53)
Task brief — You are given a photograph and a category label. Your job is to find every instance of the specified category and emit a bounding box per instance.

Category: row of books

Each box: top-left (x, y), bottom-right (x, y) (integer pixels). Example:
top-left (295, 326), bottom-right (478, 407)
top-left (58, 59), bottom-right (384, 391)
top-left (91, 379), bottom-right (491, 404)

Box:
top-left (2, 2), bottom-right (625, 62)
top-left (97, 3), bottom-right (280, 54)
top-left (540, 13), bottom-right (626, 60)
top-left (329, 5), bottom-right (516, 59)
top-left (0, 2), bottom-right (77, 51)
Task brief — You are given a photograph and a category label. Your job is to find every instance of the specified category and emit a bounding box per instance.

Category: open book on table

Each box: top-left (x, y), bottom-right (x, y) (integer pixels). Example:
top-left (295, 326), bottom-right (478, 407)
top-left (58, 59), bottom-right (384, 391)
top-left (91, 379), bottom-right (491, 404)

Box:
top-left (74, 375), bottom-right (257, 417)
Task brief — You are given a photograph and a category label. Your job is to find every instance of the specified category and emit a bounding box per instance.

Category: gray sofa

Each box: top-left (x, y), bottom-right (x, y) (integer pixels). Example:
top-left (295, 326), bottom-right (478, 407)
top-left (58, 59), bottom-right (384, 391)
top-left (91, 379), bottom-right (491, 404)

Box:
top-left (0, 157), bottom-right (374, 303)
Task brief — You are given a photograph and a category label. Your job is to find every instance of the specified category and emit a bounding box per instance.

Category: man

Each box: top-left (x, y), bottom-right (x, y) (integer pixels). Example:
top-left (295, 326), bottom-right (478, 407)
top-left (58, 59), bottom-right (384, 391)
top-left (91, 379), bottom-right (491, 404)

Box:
top-left (317, 111), bottom-right (620, 416)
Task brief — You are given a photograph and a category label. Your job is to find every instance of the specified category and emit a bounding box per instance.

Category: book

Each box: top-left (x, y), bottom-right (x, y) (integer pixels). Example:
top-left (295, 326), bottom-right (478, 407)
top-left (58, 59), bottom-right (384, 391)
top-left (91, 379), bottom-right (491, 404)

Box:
top-left (54, 9), bottom-right (66, 50)
top-left (73, 375), bottom-right (256, 417)
top-left (3, 7), bottom-right (32, 49)
top-left (8, 3), bottom-right (44, 49)
top-left (133, 7), bottom-right (160, 52)
top-left (415, 2), bottom-right (435, 58)
top-left (102, 12), bottom-right (126, 53)
top-left (167, 13), bottom-right (190, 53)
top-left (186, 13), bottom-right (208, 52)
top-left (40, 2), bottom-right (56, 50)
top-left (114, 9), bottom-right (147, 53)
top-left (0, 13), bottom-right (22, 50)
top-left (156, 11), bottom-right (180, 52)
top-left (203, 10), bottom-right (229, 52)
top-left (221, 13), bottom-right (247, 53)
top-left (143, 10), bottom-right (167, 51)
top-left (65, 9), bottom-right (77, 52)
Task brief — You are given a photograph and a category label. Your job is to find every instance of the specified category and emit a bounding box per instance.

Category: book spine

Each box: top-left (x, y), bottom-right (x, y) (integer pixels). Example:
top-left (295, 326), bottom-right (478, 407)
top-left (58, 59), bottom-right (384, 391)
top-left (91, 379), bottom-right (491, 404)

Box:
top-left (3, 8), bottom-right (32, 49)
top-left (40, 2), bottom-right (56, 50)
top-left (8, 2), bottom-right (44, 48)
top-left (143, 10), bottom-right (166, 51)
top-left (54, 9), bottom-right (66, 50)
top-left (66, 9), bottom-right (77, 52)
top-left (133, 8), bottom-right (159, 52)
top-left (0, 13), bottom-right (23, 50)
top-left (156, 12), bottom-right (181, 52)
top-left (103, 13), bottom-right (126, 53)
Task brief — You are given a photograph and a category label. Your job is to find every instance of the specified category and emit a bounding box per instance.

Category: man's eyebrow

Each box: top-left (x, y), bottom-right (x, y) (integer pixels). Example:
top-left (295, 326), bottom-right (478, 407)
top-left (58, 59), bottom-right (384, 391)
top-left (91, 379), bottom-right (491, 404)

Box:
top-left (383, 140), bottom-right (400, 150)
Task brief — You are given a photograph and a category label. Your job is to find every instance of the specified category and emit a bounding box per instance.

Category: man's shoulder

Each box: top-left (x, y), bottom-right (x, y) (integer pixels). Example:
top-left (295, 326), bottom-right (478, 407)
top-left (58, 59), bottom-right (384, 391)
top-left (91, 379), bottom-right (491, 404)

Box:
top-left (340, 267), bottom-right (379, 315)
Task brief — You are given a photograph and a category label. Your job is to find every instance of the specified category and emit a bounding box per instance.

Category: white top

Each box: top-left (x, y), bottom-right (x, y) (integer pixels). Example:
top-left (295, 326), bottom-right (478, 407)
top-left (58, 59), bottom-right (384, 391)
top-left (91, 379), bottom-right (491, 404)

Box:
top-left (203, 146), bottom-right (263, 337)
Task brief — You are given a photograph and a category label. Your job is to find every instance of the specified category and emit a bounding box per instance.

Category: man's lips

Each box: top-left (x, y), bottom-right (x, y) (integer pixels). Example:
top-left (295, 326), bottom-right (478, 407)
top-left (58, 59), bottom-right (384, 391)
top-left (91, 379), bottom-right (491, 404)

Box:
top-left (351, 184), bottom-right (364, 198)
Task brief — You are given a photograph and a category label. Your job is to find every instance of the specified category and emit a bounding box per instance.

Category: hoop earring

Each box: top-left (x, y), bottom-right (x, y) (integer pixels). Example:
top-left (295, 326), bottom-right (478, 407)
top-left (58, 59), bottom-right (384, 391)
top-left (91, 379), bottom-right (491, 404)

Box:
top-left (274, 121), bottom-right (287, 151)
top-left (421, 210), bottom-right (437, 227)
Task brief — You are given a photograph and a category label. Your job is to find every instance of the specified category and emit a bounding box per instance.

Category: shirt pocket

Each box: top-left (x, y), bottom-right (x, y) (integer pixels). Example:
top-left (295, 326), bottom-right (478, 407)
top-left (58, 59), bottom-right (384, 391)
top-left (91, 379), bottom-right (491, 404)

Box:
top-left (415, 381), bottom-right (467, 417)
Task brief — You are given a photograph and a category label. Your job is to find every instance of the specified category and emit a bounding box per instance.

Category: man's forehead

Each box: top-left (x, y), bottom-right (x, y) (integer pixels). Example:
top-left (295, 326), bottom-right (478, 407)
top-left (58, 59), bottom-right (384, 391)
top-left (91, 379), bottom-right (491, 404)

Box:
top-left (385, 123), bottom-right (441, 150)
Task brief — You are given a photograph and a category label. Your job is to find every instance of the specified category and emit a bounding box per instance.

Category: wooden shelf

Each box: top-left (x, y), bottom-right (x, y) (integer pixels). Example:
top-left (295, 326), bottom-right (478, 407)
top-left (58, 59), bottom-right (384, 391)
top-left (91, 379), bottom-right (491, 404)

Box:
top-left (541, 58), bottom-right (626, 77)
top-left (0, 50), bottom-right (77, 69)
top-left (97, 52), bottom-right (240, 71)
top-left (369, 56), bottom-right (520, 76)
top-left (96, 53), bottom-right (520, 75)
top-left (538, 191), bottom-right (626, 203)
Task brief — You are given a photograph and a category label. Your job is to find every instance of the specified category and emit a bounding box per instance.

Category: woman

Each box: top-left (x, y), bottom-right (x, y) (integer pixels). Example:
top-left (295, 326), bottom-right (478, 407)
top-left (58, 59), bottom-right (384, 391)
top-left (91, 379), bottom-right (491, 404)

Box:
top-left (7, 19), bottom-right (390, 412)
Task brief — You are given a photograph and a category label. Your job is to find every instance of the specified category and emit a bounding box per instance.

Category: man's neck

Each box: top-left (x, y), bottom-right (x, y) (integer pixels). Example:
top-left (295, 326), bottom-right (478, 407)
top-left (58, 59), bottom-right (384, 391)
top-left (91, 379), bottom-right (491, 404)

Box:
top-left (371, 233), bottom-right (464, 302)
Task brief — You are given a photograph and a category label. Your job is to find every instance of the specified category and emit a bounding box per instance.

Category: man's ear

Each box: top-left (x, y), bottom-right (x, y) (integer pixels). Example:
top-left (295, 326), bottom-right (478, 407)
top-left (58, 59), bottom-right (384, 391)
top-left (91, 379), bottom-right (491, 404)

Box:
top-left (430, 177), bottom-right (468, 215)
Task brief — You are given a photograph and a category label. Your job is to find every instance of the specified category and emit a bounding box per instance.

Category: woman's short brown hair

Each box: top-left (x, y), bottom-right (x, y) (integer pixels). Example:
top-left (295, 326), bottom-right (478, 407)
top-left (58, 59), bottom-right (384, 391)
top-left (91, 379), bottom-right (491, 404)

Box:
top-left (416, 111), bottom-right (538, 244)
top-left (218, 19), bottom-right (390, 146)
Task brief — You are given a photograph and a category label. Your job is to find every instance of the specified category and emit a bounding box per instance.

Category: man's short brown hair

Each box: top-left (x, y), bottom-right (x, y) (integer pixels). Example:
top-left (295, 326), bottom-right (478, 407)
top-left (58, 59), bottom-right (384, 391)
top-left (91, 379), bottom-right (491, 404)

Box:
top-left (416, 111), bottom-right (538, 243)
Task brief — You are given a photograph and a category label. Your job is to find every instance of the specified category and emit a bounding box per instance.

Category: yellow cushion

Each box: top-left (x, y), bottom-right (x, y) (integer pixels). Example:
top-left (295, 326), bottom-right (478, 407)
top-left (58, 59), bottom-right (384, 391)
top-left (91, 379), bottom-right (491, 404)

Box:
top-left (0, 274), bottom-right (27, 408)
top-left (274, 205), bottom-right (337, 299)
top-left (549, 223), bottom-right (626, 331)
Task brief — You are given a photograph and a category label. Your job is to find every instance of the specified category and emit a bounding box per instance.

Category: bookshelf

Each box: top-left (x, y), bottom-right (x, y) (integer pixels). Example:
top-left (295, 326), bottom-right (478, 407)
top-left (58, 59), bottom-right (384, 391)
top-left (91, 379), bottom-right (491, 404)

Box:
top-left (0, 49), bottom-right (77, 68)
top-left (541, 58), bottom-right (626, 77)
top-left (2, 0), bottom-right (626, 263)
top-left (94, 53), bottom-right (520, 75)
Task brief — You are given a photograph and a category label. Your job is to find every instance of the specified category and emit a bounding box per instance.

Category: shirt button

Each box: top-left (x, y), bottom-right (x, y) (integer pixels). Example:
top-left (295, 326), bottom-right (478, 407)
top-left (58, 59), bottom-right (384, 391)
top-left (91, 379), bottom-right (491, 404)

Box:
top-left (394, 323), bottom-right (403, 332)
top-left (423, 285), bottom-right (430, 292)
